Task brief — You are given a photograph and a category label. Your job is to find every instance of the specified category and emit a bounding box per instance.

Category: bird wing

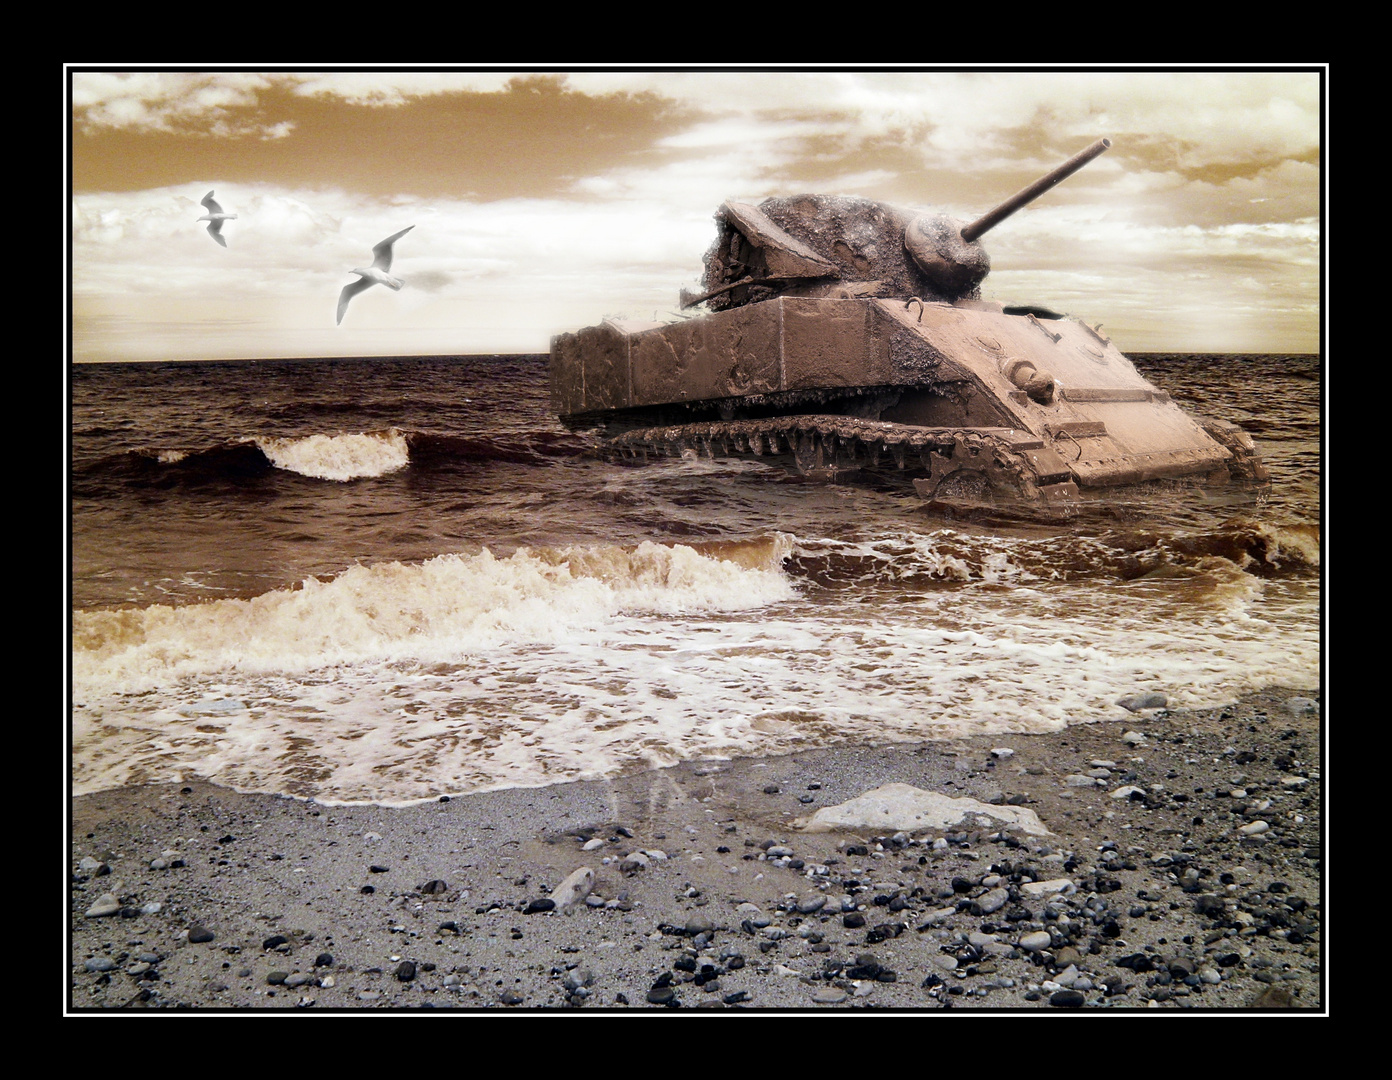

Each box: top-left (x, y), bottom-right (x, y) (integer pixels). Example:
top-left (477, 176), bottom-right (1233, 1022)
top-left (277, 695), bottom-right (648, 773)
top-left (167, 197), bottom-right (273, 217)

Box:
top-left (337, 277), bottom-right (375, 325)
top-left (371, 226), bottom-right (415, 272)
top-left (201, 192), bottom-right (224, 214)
top-left (206, 221), bottom-right (228, 247)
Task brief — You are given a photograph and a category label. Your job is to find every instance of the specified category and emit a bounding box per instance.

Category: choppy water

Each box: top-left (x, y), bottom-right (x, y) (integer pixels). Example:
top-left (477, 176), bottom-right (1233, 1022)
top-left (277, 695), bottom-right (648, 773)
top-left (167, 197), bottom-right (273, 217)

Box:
top-left (69, 352), bottom-right (1321, 805)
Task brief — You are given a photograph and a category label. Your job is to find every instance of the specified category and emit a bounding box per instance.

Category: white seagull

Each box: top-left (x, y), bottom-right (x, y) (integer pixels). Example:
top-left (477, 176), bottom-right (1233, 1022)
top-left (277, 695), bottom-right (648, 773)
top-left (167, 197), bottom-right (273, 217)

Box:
top-left (197, 191), bottom-right (237, 247)
top-left (337, 226), bottom-right (415, 325)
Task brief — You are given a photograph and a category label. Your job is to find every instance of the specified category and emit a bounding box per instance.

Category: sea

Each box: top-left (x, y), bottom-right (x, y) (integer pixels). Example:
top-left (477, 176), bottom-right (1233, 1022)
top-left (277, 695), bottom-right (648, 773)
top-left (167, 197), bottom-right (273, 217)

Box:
top-left (69, 352), bottom-right (1322, 806)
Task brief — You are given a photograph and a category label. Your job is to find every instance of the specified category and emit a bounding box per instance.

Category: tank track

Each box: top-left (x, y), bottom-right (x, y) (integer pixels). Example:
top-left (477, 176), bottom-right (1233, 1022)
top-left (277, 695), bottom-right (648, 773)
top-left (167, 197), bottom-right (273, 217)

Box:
top-left (603, 415), bottom-right (1080, 505)
top-left (1199, 418), bottom-right (1272, 484)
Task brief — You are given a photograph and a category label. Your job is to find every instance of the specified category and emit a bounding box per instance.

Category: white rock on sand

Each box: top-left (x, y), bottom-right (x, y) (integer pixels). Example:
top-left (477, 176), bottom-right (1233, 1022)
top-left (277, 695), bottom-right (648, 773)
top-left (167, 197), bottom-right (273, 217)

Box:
top-left (790, 782), bottom-right (1050, 836)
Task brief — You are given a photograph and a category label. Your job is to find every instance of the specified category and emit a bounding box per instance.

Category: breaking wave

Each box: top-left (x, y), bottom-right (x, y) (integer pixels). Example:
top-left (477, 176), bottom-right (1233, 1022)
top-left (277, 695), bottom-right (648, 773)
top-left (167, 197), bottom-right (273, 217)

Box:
top-left (72, 536), bottom-right (797, 691)
top-left (255, 429), bottom-right (410, 481)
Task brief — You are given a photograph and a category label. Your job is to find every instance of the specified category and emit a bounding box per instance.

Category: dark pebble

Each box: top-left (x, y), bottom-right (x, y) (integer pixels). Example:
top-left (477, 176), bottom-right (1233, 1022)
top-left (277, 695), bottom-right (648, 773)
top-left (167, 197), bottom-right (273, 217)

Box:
top-left (420, 879), bottom-right (449, 894)
top-left (763, 785), bottom-right (780, 794)
top-left (266, 971), bottom-right (288, 985)
top-left (525, 898), bottom-right (556, 914)
top-left (360, 885), bottom-right (375, 894)
top-left (1049, 989), bottom-right (1086, 1007)
top-left (314, 952), bottom-right (334, 967)
top-left (395, 960), bottom-right (417, 981)
top-left (843, 913), bottom-right (866, 928)
top-left (369, 865), bottom-right (390, 873)
top-left (188, 925), bottom-right (215, 943)
top-left (646, 987), bottom-right (676, 1004)
top-left (501, 990), bottom-right (524, 1005)
top-left (262, 935), bottom-right (289, 950)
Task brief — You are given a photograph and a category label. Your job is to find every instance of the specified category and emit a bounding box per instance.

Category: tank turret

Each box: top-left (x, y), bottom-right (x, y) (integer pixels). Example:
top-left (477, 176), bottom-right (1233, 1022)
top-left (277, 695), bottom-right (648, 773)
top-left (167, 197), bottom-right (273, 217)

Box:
top-left (686, 138), bottom-right (1111, 311)
top-left (550, 138), bottom-right (1268, 510)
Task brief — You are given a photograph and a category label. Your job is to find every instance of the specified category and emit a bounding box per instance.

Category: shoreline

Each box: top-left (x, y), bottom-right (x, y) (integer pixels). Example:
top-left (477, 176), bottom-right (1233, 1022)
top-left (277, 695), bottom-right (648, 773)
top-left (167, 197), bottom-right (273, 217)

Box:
top-left (69, 686), bottom-right (1323, 1012)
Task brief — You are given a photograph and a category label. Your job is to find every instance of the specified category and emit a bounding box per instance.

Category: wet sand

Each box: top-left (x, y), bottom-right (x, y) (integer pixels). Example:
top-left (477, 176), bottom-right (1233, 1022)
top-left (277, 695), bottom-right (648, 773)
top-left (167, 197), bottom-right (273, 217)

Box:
top-left (69, 686), bottom-right (1323, 1012)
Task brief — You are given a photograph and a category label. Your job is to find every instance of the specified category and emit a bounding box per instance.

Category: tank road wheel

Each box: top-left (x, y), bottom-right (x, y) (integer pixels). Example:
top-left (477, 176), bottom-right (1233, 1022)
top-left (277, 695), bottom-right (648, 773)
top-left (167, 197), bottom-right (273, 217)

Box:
top-left (913, 433), bottom-right (1040, 506)
top-left (922, 468), bottom-right (992, 501)
top-left (793, 432), bottom-right (824, 474)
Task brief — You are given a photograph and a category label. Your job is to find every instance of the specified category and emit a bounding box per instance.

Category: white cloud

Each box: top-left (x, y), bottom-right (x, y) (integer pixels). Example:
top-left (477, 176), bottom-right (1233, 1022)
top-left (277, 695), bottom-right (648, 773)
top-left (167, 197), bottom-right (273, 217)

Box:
top-left (72, 72), bottom-right (280, 135)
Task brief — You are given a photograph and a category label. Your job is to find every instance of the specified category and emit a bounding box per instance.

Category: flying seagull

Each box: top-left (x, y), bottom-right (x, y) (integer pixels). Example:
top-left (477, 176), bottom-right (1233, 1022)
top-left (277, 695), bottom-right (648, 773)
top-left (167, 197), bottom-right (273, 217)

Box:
top-left (337, 226), bottom-right (415, 325)
top-left (197, 191), bottom-right (237, 248)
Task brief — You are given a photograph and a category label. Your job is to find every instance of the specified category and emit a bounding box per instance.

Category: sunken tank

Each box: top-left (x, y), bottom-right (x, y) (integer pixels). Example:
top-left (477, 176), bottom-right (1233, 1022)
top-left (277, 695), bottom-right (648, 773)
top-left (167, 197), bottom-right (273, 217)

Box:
top-left (549, 138), bottom-right (1267, 507)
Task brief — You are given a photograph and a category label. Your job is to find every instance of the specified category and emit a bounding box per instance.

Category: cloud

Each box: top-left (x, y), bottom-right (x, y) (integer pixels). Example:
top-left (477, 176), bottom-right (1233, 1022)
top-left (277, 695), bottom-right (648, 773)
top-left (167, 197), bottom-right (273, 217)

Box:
top-left (72, 72), bottom-right (286, 136)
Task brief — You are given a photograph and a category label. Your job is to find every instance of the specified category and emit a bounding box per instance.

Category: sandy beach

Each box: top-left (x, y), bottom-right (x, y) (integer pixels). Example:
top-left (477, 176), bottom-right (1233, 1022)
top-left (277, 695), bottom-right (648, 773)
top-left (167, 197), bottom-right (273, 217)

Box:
top-left (68, 685), bottom-right (1323, 1012)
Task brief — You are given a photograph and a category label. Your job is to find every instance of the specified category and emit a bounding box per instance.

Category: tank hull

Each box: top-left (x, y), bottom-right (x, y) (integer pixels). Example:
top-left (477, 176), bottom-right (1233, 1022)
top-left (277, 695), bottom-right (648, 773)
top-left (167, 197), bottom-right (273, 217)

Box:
top-left (550, 296), bottom-right (1266, 504)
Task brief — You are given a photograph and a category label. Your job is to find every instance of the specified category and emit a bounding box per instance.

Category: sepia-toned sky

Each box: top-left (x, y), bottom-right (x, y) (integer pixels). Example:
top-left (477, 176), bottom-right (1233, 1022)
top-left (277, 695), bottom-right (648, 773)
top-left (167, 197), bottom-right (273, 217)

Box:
top-left (69, 67), bottom-right (1324, 362)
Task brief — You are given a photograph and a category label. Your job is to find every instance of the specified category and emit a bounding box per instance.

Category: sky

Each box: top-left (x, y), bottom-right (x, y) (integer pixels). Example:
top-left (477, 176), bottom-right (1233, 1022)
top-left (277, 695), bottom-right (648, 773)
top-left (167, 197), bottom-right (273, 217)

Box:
top-left (68, 67), bottom-right (1324, 362)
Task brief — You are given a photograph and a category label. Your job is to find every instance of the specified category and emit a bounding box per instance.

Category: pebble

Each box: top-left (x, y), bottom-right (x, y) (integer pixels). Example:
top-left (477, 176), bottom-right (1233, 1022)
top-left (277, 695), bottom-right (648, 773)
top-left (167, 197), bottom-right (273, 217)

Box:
top-left (1021, 878), bottom-right (1074, 897)
top-left (549, 866), bottom-right (595, 910)
top-left (976, 888), bottom-right (1008, 914)
top-left (84, 893), bottom-right (120, 917)
top-left (187, 925), bottom-right (215, 943)
top-left (83, 956), bottom-right (116, 972)
top-left (1117, 692), bottom-right (1168, 712)
top-left (812, 987), bottom-right (847, 1003)
top-left (1019, 931), bottom-right (1053, 952)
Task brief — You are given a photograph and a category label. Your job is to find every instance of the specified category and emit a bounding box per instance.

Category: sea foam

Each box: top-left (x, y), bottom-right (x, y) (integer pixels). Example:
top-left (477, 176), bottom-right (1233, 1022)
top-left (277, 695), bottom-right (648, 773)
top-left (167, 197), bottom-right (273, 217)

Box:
top-left (72, 537), bottom-right (796, 691)
top-left (255, 429), bottom-right (410, 481)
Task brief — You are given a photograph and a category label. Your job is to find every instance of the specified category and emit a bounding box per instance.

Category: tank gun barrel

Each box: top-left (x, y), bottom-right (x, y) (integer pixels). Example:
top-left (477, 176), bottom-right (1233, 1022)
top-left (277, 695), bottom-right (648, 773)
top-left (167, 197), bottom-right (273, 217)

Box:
top-left (960, 138), bottom-right (1112, 243)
